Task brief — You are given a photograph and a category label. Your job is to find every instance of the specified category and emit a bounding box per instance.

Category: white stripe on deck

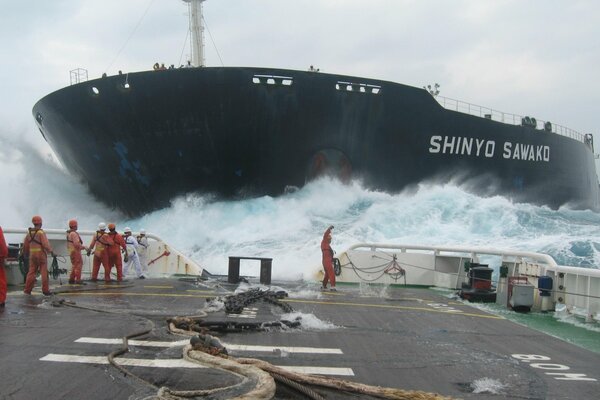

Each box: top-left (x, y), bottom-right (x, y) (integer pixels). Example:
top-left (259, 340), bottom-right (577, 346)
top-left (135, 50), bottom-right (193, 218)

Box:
top-left (40, 354), bottom-right (354, 376)
top-left (40, 354), bottom-right (203, 368)
top-left (75, 337), bottom-right (343, 354)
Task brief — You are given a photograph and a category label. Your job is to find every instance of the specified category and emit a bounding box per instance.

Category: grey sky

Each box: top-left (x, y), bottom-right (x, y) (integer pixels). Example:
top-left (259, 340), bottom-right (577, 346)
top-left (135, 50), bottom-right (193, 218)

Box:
top-left (1, 0), bottom-right (599, 153)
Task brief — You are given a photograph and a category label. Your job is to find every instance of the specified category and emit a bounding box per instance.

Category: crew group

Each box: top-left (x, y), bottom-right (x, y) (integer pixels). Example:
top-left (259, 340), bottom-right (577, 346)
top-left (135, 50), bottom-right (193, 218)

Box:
top-left (0, 216), bottom-right (150, 298)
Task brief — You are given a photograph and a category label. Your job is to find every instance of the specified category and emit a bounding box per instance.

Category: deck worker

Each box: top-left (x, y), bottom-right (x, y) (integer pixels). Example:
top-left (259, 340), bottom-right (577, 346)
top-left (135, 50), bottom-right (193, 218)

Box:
top-left (0, 226), bottom-right (8, 307)
top-left (66, 219), bottom-right (88, 284)
top-left (88, 222), bottom-right (113, 282)
top-left (321, 225), bottom-right (336, 291)
top-left (123, 227), bottom-right (144, 279)
top-left (107, 223), bottom-right (127, 282)
top-left (23, 216), bottom-right (54, 296)
top-left (136, 229), bottom-right (149, 276)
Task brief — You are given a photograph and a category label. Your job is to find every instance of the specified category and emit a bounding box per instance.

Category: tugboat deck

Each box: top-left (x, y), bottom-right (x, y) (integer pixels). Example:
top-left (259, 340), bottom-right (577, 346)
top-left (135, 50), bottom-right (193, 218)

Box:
top-left (1, 278), bottom-right (598, 399)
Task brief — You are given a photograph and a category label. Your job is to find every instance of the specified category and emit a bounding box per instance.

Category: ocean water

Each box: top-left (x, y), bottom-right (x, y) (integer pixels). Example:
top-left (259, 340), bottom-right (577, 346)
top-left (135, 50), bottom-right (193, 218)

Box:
top-left (2, 132), bottom-right (600, 279)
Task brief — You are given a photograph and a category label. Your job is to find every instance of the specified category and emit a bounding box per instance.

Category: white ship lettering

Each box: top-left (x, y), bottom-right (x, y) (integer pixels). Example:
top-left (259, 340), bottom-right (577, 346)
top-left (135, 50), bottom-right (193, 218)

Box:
top-left (429, 135), bottom-right (495, 158)
top-left (503, 142), bottom-right (550, 162)
top-left (429, 135), bottom-right (550, 163)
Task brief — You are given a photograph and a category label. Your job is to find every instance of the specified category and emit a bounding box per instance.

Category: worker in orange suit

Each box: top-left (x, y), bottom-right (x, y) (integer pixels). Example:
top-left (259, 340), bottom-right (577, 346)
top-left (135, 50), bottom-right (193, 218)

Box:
top-left (0, 226), bottom-right (8, 307)
top-left (23, 216), bottom-right (54, 296)
top-left (88, 222), bottom-right (113, 282)
top-left (320, 225), bottom-right (336, 291)
top-left (66, 219), bottom-right (88, 284)
top-left (107, 223), bottom-right (127, 282)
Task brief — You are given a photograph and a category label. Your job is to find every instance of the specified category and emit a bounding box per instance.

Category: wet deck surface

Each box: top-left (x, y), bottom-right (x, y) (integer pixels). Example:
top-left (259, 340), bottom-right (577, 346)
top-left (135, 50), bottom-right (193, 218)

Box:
top-left (1, 278), bottom-right (599, 399)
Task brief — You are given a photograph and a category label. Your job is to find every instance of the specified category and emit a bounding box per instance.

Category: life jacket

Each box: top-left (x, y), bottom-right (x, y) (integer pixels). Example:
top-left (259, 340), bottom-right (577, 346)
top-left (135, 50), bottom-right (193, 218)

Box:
top-left (27, 228), bottom-right (46, 254)
top-left (66, 229), bottom-right (83, 253)
top-left (94, 231), bottom-right (111, 251)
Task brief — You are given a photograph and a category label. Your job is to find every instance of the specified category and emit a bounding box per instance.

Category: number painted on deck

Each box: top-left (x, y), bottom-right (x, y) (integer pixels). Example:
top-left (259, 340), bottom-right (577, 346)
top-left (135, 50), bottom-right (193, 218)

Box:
top-left (511, 354), bottom-right (596, 381)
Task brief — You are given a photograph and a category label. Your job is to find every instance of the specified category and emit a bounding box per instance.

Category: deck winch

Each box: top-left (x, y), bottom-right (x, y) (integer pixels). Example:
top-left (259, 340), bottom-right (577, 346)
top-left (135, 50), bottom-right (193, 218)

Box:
top-left (459, 262), bottom-right (497, 302)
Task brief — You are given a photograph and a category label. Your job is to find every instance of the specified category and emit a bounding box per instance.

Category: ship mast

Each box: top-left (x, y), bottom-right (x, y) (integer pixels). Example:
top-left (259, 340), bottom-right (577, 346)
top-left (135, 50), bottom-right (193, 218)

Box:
top-left (183, 0), bottom-right (205, 66)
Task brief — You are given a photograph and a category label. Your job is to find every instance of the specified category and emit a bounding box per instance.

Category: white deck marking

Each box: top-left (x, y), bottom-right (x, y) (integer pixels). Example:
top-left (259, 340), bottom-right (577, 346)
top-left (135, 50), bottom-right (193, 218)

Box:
top-left (40, 354), bottom-right (204, 368)
top-left (76, 337), bottom-right (189, 347)
top-left (75, 337), bottom-right (343, 354)
top-left (278, 366), bottom-right (354, 376)
top-left (40, 354), bottom-right (354, 375)
top-left (225, 344), bottom-right (343, 354)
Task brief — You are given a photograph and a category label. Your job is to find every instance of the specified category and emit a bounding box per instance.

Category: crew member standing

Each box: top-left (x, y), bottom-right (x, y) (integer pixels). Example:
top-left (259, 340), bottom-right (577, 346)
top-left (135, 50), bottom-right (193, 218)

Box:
top-left (23, 216), bottom-right (54, 296)
top-left (0, 226), bottom-right (8, 307)
top-left (107, 223), bottom-right (127, 282)
top-left (137, 229), bottom-right (149, 276)
top-left (321, 225), bottom-right (336, 291)
top-left (66, 219), bottom-right (88, 284)
top-left (88, 223), bottom-right (113, 282)
top-left (123, 227), bottom-right (144, 279)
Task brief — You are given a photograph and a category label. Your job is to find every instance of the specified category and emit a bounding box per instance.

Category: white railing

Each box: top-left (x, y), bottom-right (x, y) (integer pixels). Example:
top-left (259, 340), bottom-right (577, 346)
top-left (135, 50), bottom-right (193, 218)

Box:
top-left (340, 243), bottom-right (599, 321)
top-left (435, 95), bottom-right (585, 143)
top-left (2, 228), bottom-right (203, 278)
top-left (347, 243), bottom-right (557, 266)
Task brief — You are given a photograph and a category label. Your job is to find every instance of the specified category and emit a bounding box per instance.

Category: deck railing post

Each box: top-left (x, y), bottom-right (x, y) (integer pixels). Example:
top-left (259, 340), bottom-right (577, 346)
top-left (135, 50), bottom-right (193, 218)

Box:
top-left (228, 257), bottom-right (241, 283)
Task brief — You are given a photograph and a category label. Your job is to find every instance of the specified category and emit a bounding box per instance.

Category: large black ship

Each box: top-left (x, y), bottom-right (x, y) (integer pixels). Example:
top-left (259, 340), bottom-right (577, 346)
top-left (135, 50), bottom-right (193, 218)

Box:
top-left (31, 0), bottom-right (600, 216)
top-left (32, 65), bottom-right (600, 216)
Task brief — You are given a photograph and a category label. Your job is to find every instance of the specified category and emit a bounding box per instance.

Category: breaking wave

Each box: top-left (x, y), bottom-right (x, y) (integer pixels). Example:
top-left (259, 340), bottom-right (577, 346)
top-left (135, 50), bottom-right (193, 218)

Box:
top-left (2, 128), bottom-right (600, 280)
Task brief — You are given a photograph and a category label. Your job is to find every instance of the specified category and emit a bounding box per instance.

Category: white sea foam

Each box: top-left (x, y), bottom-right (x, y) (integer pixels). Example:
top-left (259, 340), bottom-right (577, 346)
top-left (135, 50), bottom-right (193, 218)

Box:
top-left (471, 377), bottom-right (507, 394)
top-left (2, 127), bottom-right (600, 280)
top-left (281, 311), bottom-right (338, 331)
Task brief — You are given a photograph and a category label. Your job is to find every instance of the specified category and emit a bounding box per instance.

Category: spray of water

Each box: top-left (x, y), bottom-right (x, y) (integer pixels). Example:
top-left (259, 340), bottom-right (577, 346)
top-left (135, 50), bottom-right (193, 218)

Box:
top-left (2, 128), bottom-right (600, 279)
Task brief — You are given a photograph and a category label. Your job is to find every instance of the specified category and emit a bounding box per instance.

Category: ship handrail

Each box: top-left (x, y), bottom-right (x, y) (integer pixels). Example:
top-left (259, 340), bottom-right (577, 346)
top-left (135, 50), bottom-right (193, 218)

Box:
top-left (434, 95), bottom-right (585, 143)
top-left (346, 242), bottom-right (559, 267)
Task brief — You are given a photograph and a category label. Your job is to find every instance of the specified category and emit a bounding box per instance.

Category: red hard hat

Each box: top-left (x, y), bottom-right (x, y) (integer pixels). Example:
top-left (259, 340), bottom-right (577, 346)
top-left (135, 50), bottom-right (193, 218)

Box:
top-left (32, 215), bottom-right (42, 225)
top-left (69, 219), bottom-right (78, 229)
top-left (108, 223), bottom-right (116, 230)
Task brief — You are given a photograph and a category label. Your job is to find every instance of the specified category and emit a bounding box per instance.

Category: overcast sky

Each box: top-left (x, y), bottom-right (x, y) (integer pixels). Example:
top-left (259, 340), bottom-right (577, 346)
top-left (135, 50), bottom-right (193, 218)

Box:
top-left (1, 0), bottom-right (600, 153)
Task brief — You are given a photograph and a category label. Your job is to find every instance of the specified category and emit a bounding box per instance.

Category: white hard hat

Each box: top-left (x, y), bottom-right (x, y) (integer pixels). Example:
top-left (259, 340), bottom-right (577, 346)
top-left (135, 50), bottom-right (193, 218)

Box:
top-left (124, 227), bottom-right (132, 233)
top-left (98, 222), bottom-right (106, 230)
top-left (140, 228), bottom-right (146, 234)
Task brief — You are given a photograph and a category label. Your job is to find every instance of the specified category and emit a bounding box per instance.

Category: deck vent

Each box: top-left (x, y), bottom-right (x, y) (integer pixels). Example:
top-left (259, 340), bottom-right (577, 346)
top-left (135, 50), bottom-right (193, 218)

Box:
top-left (252, 74), bottom-right (293, 86)
top-left (336, 81), bottom-right (381, 94)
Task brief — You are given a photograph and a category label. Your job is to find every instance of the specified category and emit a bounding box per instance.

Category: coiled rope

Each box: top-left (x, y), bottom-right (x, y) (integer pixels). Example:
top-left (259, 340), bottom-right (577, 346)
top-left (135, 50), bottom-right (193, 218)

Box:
top-left (169, 308), bottom-right (456, 400)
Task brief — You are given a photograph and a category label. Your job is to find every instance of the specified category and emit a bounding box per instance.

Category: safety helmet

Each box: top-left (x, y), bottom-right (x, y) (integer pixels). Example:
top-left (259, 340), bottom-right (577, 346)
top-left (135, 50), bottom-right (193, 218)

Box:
top-left (98, 222), bottom-right (106, 230)
top-left (108, 223), bottom-right (116, 231)
top-left (124, 227), bottom-right (132, 234)
top-left (69, 219), bottom-right (78, 229)
top-left (32, 215), bottom-right (42, 225)
top-left (139, 228), bottom-right (146, 235)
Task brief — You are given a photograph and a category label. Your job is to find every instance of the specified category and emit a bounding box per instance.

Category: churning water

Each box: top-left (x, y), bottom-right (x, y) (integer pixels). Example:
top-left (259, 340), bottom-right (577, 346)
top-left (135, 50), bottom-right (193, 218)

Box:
top-left (2, 131), bottom-right (600, 279)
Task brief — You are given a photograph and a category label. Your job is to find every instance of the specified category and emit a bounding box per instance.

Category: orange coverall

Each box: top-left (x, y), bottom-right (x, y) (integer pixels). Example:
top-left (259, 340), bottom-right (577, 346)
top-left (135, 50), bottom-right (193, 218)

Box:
top-left (0, 226), bottom-right (8, 304)
top-left (89, 231), bottom-right (114, 281)
top-left (23, 228), bottom-right (53, 294)
top-left (320, 227), bottom-right (335, 288)
top-left (67, 230), bottom-right (85, 283)
top-left (107, 232), bottom-right (126, 281)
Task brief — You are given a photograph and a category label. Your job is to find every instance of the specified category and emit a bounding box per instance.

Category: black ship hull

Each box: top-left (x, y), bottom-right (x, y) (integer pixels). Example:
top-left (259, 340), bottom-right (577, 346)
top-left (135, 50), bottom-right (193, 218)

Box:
top-left (33, 67), bottom-right (600, 215)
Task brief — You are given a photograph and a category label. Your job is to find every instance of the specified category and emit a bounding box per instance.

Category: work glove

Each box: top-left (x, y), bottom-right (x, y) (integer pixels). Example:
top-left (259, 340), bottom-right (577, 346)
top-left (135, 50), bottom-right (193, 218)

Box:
top-left (124, 254), bottom-right (129, 263)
